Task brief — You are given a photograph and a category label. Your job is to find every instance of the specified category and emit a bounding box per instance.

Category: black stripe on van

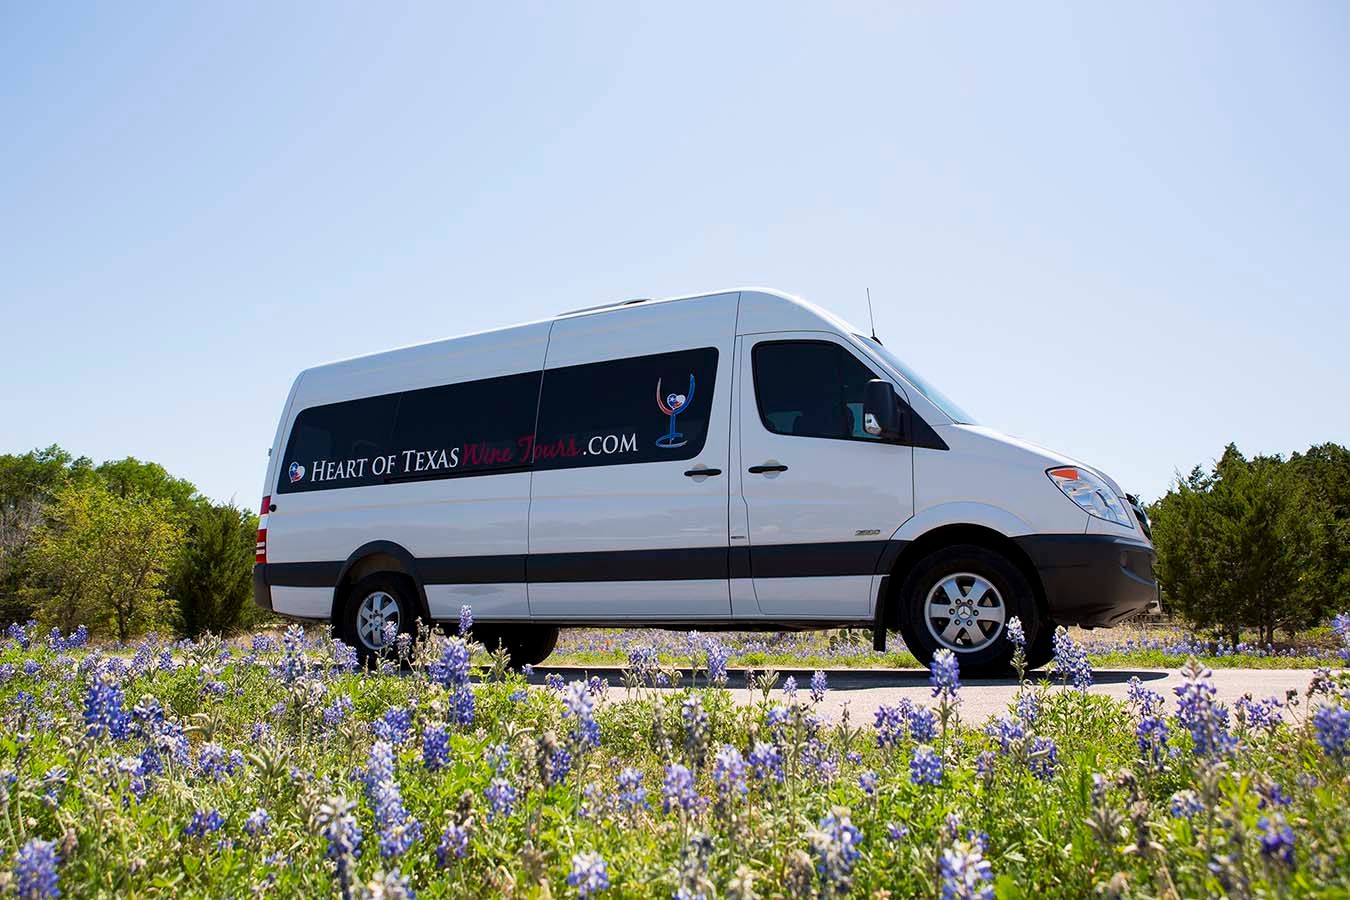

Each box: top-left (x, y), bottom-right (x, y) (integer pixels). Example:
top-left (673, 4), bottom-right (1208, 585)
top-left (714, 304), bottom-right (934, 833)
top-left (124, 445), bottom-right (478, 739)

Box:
top-left (262, 539), bottom-right (908, 588)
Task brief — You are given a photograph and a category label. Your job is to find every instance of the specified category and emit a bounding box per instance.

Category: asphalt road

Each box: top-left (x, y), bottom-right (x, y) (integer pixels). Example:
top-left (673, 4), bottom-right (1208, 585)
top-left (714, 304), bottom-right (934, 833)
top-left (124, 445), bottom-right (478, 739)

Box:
top-left (529, 666), bottom-right (1317, 722)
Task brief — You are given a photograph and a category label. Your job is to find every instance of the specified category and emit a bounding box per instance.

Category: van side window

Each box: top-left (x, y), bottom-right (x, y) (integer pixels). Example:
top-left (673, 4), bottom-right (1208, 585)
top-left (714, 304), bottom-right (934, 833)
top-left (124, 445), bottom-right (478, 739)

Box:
top-left (392, 371), bottom-right (541, 479)
top-left (277, 370), bottom-right (542, 493)
top-left (278, 394), bottom-right (400, 493)
top-left (752, 340), bottom-right (883, 441)
top-left (533, 347), bottom-right (719, 469)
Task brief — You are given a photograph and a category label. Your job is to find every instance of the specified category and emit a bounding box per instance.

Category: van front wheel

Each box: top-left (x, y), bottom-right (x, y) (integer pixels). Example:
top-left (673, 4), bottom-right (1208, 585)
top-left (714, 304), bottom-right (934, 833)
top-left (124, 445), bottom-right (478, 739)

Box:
top-left (895, 544), bottom-right (1045, 677)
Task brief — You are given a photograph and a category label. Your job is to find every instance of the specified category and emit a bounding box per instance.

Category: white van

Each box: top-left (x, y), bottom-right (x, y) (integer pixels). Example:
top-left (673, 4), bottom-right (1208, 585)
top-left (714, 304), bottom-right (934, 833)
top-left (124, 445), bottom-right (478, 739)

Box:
top-left (253, 288), bottom-right (1155, 674)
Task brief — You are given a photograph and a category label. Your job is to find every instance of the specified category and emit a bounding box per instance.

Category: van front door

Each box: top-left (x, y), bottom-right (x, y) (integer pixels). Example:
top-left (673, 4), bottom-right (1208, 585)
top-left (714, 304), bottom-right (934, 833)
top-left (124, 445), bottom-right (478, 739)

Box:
top-left (735, 333), bottom-right (914, 619)
top-left (526, 294), bottom-right (737, 618)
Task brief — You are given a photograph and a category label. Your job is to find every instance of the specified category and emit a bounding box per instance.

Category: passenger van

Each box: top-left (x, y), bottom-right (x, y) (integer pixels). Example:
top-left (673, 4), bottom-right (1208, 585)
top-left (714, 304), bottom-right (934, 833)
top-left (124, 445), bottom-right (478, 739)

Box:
top-left (253, 288), bottom-right (1156, 674)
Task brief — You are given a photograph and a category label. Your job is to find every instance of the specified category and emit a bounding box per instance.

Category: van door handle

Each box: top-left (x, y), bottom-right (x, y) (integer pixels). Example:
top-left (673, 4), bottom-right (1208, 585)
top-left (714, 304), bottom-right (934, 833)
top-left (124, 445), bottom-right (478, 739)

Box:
top-left (684, 467), bottom-right (722, 477)
top-left (747, 464), bottom-right (788, 474)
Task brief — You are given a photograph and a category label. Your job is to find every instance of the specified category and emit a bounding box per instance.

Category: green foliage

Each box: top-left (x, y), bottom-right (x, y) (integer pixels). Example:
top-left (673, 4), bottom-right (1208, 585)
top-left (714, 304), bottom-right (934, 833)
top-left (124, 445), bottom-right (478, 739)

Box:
top-left (2, 626), bottom-right (1349, 898)
top-left (169, 502), bottom-right (259, 638)
top-left (26, 479), bottom-right (182, 641)
top-left (1150, 442), bottom-right (1347, 643)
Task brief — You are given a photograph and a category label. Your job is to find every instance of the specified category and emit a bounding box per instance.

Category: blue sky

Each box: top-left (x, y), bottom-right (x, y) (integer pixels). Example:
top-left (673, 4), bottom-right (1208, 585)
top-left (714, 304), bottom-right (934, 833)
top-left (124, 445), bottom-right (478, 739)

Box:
top-left (2, 3), bottom-right (1347, 506)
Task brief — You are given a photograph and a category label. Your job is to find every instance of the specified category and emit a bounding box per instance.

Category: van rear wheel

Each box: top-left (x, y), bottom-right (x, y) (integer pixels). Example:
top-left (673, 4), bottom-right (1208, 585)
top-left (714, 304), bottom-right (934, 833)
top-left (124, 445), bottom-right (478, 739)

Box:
top-left (342, 573), bottom-right (416, 667)
top-left (895, 544), bottom-right (1046, 677)
top-left (472, 625), bottom-right (560, 669)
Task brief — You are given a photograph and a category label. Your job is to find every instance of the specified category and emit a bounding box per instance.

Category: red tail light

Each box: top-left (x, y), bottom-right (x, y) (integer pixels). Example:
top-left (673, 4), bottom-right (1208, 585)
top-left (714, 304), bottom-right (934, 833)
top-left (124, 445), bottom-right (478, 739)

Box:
top-left (256, 495), bottom-right (270, 564)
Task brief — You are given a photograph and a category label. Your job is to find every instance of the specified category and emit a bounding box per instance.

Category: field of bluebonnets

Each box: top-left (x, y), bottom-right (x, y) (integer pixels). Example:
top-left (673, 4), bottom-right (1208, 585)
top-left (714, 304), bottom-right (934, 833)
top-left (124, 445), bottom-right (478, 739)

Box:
top-left (3, 610), bottom-right (1350, 899)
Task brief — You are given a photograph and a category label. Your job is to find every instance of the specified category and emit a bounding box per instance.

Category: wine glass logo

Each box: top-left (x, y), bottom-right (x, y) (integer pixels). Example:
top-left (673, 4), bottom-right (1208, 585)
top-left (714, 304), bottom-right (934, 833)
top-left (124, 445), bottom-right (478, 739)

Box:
top-left (655, 374), bottom-right (696, 449)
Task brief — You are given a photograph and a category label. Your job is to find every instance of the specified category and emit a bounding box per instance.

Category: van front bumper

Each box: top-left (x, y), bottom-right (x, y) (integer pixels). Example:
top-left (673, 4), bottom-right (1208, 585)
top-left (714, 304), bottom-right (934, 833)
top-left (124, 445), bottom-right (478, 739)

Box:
top-left (253, 565), bottom-right (273, 612)
top-left (1013, 534), bottom-right (1156, 628)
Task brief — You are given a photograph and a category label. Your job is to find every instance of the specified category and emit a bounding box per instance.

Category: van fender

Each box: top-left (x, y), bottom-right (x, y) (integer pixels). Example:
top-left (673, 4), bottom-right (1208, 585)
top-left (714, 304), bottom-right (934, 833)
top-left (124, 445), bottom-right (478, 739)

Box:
top-left (890, 502), bottom-right (1033, 543)
top-left (332, 541), bottom-right (432, 625)
top-left (873, 503), bottom-right (1037, 652)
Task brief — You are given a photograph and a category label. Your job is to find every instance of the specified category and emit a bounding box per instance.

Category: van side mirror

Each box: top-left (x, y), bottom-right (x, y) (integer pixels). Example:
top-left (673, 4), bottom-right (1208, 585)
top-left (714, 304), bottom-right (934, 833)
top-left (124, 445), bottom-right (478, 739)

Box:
top-left (863, 379), bottom-right (903, 440)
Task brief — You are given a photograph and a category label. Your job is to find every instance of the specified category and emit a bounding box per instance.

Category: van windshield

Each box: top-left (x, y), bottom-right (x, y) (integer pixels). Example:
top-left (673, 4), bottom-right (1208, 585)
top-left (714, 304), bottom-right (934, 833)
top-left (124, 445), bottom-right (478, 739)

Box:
top-left (856, 336), bottom-right (978, 425)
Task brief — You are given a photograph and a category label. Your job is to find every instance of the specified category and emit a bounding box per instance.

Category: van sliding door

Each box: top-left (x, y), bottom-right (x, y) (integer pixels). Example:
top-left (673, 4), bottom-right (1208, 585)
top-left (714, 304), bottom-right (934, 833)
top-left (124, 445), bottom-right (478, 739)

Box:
top-left (526, 294), bottom-right (738, 619)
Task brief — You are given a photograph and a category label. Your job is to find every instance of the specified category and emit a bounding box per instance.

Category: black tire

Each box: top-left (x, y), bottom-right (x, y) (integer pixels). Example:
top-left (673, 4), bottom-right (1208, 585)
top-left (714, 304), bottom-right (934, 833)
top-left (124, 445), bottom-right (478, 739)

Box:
top-left (472, 625), bottom-right (560, 669)
top-left (341, 573), bottom-right (417, 668)
top-left (894, 543), bottom-right (1046, 677)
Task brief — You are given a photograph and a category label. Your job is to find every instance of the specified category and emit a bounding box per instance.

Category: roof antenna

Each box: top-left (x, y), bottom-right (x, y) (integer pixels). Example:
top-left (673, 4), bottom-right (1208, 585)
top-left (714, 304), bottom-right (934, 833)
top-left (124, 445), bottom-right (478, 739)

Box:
top-left (866, 287), bottom-right (881, 344)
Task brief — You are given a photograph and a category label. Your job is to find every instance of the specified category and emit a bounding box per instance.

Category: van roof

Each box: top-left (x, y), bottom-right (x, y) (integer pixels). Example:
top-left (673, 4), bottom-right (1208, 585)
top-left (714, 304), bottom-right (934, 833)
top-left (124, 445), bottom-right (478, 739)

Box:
top-left (297, 286), bottom-right (854, 377)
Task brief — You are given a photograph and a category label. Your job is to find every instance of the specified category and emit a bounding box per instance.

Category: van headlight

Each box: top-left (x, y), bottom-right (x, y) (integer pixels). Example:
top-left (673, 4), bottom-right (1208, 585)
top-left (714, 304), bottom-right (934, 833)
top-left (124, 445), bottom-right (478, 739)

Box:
top-left (1047, 466), bottom-right (1132, 527)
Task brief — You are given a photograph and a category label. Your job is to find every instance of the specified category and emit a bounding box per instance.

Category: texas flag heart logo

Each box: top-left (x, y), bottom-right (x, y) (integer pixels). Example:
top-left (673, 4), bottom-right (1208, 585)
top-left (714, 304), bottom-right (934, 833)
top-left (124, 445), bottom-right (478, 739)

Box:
top-left (288, 462), bottom-right (306, 483)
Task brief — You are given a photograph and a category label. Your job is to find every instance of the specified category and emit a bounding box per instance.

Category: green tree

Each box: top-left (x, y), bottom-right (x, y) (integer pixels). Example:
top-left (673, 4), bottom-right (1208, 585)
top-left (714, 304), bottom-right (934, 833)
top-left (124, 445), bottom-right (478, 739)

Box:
top-left (0, 445), bottom-right (93, 623)
top-left (27, 480), bottom-right (182, 641)
top-left (169, 502), bottom-right (260, 638)
top-left (95, 456), bottom-right (202, 513)
top-left (1150, 443), bottom-right (1326, 644)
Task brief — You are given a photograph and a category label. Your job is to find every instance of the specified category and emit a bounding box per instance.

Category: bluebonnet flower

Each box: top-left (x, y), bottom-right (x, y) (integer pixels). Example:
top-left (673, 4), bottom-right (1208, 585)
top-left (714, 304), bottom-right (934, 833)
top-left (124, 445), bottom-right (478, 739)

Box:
top-left (809, 807), bottom-right (862, 894)
top-left (749, 741), bottom-right (784, 783)
top-left (910, 745), bottom-right (943, 786)
top-left (449, 684), bottom-right (475, 729)
top-left (83, 673), bottom-right (130, 741)
top-left (939, 839), bottom-right (994, 900)
top-left (1136, 714), bottom-right (1171, 765)
top-left (458, 604), bottom-right (474, 636)
top-left (682, 696), bottom-right (708, 762)
top-left (275, 625), bottom-right (309, 683)
top-left (5, 620), bottom-right (33, 649)
top-left (616, 767), bottom-right (649, 811)
top-left (975, 751), bottom-right (996, 777)
top-left (0, 662), bottom-right (15, 685)
top-left (705, 638), bottom-right (729, 687)
top-left (362, 740), bottom-right (423, 858)
top-left (1257, 782), bottom-right (1292, 809)
top-left (1126, 676), bottom-right (1164, 716)
top-left (1332, 612), bottom-right (1350, 664)
top-left (563, 681), bottom-right (600, 748)
top-left (486, 741), bottom-right (511, 774)
top-left (485, 778), bottom-right (516, 820)
top-left (508, 689), bottom-right (527, 702)
top-left (626, 645), bottom-right (659, 682)
top-left (1174, 659), bottom-right (1234, 757)
top-left (1169, 789), bottom-right (1204, 818)
top-left (1235, 694), bottom-right (1283, 733)
top-left (332, 640), bottom-right (359, 672)
top-left (197, 742), bottom-right (233, 779)
top-left (422, 724), bottom-right (451, 771)
top-left (810, 670), bottom-right (828, 703)
top-left (713, 746), bottom-right (748, 797)
top-left (545, 673), bottom-right (565, 692)
top-left (766, 704), bottom-right (791, 738)
top-left (39, 767), bottom-right (67, 807)
top-left (244, 808), bottom-right (271, 836)
top-left (1051, 628), bottom-right (1092, 691)
top-left (184, 809), bottom-right (226, 838)
top-left (372, 707), bottom-right (414, 745)
top-left (1027, 736), bottom-right (1058, 780)
top-left (323, 696), bottom-right (354, 728)
top-left (783, 676), bottom-right (799, 698)
top-left (873, 704), bottom-right (906, 748)
top-left (14, 837), bottom-right (61, 899)
top-left (1313, 704), bottom-right (1348, 760)
top-left (663, 763), bottom-right (699, 813)
top-left (906, 705), bottom-right (938, 743)
top-left (887, 822), bottom-right (909, 842)
top-left (567, 851), bottom-right (610, 897)
top-left (587, 675), bottom-right (609, 699)
top-left (428, 640), bottom-right (470, 688)
top-left (1258, 815), bottom-right (1296, 868)
top-left (858, 770), bottom-right (877, 795)
top-left (984, 715), bottom-right (1024, 752)
top-left (930, 649), bottom-right (961, 702)
top-left (1005, 616), bottom-right (1025, 651)
top-left (318, 797), bottom-right (363, 900)
top-left (546, 746), bottom-right (573, 786)
top-left (1016, 691), bottom-right (1040, 727)
top-left (436, 822), bottom-right (469, 866)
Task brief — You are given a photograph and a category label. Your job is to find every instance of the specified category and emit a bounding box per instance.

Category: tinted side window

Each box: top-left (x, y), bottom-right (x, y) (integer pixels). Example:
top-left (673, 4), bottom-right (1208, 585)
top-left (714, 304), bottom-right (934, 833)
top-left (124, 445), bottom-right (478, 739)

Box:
top-left (277, 371), bottom-right (542, 493)
top-left (752, 341), bottom-right (882, 441)
top-left (391, 371), bottom-right (540, 480)
top-left (533, 347), bottom-right (719, 469)
top-left (278, 394), bottom-right (399, 493)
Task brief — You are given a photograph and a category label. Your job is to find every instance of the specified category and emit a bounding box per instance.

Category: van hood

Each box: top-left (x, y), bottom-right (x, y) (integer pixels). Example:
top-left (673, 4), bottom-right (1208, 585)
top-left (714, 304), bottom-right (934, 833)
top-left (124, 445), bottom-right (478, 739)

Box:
top-left (953, 425), bottom-right (1127, 497)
